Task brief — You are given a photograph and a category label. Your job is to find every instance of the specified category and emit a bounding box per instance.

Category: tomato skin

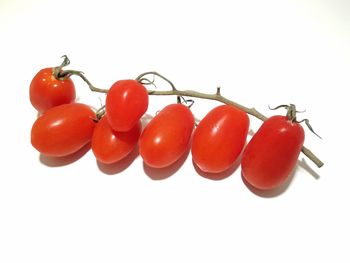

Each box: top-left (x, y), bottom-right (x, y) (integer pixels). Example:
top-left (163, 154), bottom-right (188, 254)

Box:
top-left (241, 115), bottom-right (305, 190)
top-left (30, 68), bottom-right (76, 112)
top-left (106, 80), bottom-right (148, 132)
top-left (139, 104), bottom-right (195, 168)
top-left (191, 105), bottom-right (249, 173)
top-left (31, 103), bottom-right (96, 157)
top-left (91, 116), bottom-right (141, 164)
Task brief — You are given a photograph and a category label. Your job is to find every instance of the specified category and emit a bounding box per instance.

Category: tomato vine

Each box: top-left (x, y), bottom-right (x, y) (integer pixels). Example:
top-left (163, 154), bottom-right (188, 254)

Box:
top-left (52, 56), bottom-right (324, 168)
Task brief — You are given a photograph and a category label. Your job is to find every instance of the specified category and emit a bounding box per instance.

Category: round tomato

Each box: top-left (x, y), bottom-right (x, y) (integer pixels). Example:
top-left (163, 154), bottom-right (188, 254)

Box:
top-left (139, 104), bottom-right (194, 168)
top-left (191, 105), bottom-right (249, 174)
top-left (30, 68), bottom-right (76, 112)
top-left (91, 116), bottom-right (141, 164)
top-left (31, 103), bottom-right (96, 157)
top-left (106, 80), bottom-right (148, 132)
top-left (241, 115), bottom-right (305, 190)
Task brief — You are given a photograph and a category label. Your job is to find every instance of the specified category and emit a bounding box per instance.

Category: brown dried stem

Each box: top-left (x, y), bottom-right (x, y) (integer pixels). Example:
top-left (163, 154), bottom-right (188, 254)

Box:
top-left (68, 66), bottom-right (324, 168)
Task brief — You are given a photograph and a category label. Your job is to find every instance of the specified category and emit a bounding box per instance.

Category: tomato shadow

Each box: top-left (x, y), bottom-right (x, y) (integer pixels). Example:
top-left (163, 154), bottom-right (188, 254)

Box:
top-left (193, 154), bottom-right (242, 181)
top-left (96, 146), bottom-right (140, 175)
top-left (141, 114), bottom-right (154, 129)
top-left (298, 158), bottom-right (321, 180)
top-left (241, 165), bottom-right (298, 198)
top-left (143, 147), bottom-right (191, 180)
top-left (39, 143), bottom-right (91, 167)
top-left (248, 129), bottom-right (256, 136)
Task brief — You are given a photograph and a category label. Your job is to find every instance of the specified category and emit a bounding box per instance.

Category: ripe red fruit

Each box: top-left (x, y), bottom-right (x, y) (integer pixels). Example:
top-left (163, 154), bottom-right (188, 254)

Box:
top-left (31, 103), bottom-right (96, 157)
top-left (241, 115), bottom-right (305, 190)
top-left (92, 116), bottom-right (141, 164)
top-left (30, 68), bottom-right (76, 112)
top-left (192, 105), bottom-right (249, 173)
top-left (106, 80), bottom-right (148, 132)
top-left (139, 104), bottom-right (195, 168)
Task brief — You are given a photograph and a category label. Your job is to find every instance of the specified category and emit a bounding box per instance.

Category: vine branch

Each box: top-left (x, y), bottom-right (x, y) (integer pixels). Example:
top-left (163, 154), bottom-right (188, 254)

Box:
top-left (60, 70), bottom-right (109, 94)
top-left (63, 65), bottom-right (323, 168)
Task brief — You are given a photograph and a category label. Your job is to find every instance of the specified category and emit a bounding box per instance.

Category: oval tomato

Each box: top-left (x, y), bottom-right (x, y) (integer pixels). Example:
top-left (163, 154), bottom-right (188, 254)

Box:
top-left (241, 115), bottom-right (305, 190)
top-left (31, 103), bottom-right (96, 157)
top-left (30, 68), bottom-right (76, 112)
top-left (139, 104), bottom-right (194, 168)
top-left (92, 116), bottom-right (141, 164)
top-left (191, 105), bottom-right (249, 174)
top-left (106, 80), bottom-right (148, 132)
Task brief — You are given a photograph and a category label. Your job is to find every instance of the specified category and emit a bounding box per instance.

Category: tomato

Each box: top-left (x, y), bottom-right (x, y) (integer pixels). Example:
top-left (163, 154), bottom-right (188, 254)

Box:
top-left (91, 116), bottom-right (141, 164)
top-left (191, 105), bottom-right (249, 174)
top-left (106, 80), bottom-right (148, 132)
top-left (241, 115), bottom-right (305, 190)
top-left (31, 103), bottom-right (96, 157)
top-left (30, 68), bottom-right (76, 112)
top-left (139, 104), bottom-right (194, 168)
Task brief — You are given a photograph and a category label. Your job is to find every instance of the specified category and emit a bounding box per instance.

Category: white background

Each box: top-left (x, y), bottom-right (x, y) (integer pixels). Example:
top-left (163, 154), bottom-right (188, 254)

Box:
top-left (0, 0), bottom-right (349, 262)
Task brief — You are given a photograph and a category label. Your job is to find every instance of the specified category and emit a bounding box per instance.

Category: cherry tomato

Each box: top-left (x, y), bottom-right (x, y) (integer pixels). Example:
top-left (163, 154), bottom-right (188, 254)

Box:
top-left (241, 115), bottom-right (305, 190)
top-left (91, 116), bottom-right (141, 164)
top-left (191, 105), bottom-right (249, 174)
top-left (106, 80), bottom-right (148, 132)
top-left (139, 104), bottom-right (194, 168)
top-left (31, 103), bottom-right (96, 157)
top-left (30, 68), bottom-right (76, 112)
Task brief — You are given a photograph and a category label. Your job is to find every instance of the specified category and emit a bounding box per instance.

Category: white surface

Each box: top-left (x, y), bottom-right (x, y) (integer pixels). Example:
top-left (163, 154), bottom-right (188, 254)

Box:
top-left (0, 0), bottom-right (349, 262)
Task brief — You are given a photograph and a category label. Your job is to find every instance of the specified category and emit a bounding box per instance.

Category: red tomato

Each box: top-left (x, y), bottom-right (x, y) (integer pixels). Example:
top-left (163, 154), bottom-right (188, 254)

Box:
top-left (106, 80), bottom-right (148, 132)
top-left (31, 103), bottom-right (96, 157)
top-left (30, 68), bottom-right (76, 112)
top-left (241, 115), bottom-right (305, 190)
top-left (139, 104), bottom-right (194, 168)
top-left (91, 116), bottom-right (141, 164)
top-left (191, 105), bottom-right (249, 174)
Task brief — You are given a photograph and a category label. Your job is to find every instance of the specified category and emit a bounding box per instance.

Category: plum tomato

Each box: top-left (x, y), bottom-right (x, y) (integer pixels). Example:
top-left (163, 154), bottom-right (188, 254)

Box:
top-left (139, 104), bottom-right (195, 168)
top-left (191, 105), bottom-right (249, 174)
top-left (91, 116), bottom-right (141, 164)
top-left (31, 103), bottom-right (96, 157)
top-left (106, 80), bottom-right (148, 132)
top-left (241, 115), bottom-right (305, 190)
top-left (30, 68), bottom-right (76, 112)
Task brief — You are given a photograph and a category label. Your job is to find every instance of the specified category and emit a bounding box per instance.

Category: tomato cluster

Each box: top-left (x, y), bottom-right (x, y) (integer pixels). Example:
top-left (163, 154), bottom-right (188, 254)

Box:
top-left (30, 62), bottom-right (307, 191)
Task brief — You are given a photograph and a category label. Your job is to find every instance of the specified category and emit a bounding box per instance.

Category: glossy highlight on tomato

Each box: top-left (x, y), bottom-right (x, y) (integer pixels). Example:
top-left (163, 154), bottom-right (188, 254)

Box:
top-left (192, 105), bottom-right (249, 174)
top-left (106, 80), bottom-right (148, 132)
top-left (92, 116), bottom-right (141, 164)
top-left (139, 104), bottom-right (195, 168)
top-left (30, 68), bottom-right (76, 112)
top-left (31, 103), bottom-right (96, 157)
top-left (241, 115), bottom-right (305, 190)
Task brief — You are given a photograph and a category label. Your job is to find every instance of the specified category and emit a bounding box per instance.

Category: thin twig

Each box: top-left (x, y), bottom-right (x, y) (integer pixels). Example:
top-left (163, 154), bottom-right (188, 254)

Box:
top-left (60, 70), bottom-right (109, 93)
